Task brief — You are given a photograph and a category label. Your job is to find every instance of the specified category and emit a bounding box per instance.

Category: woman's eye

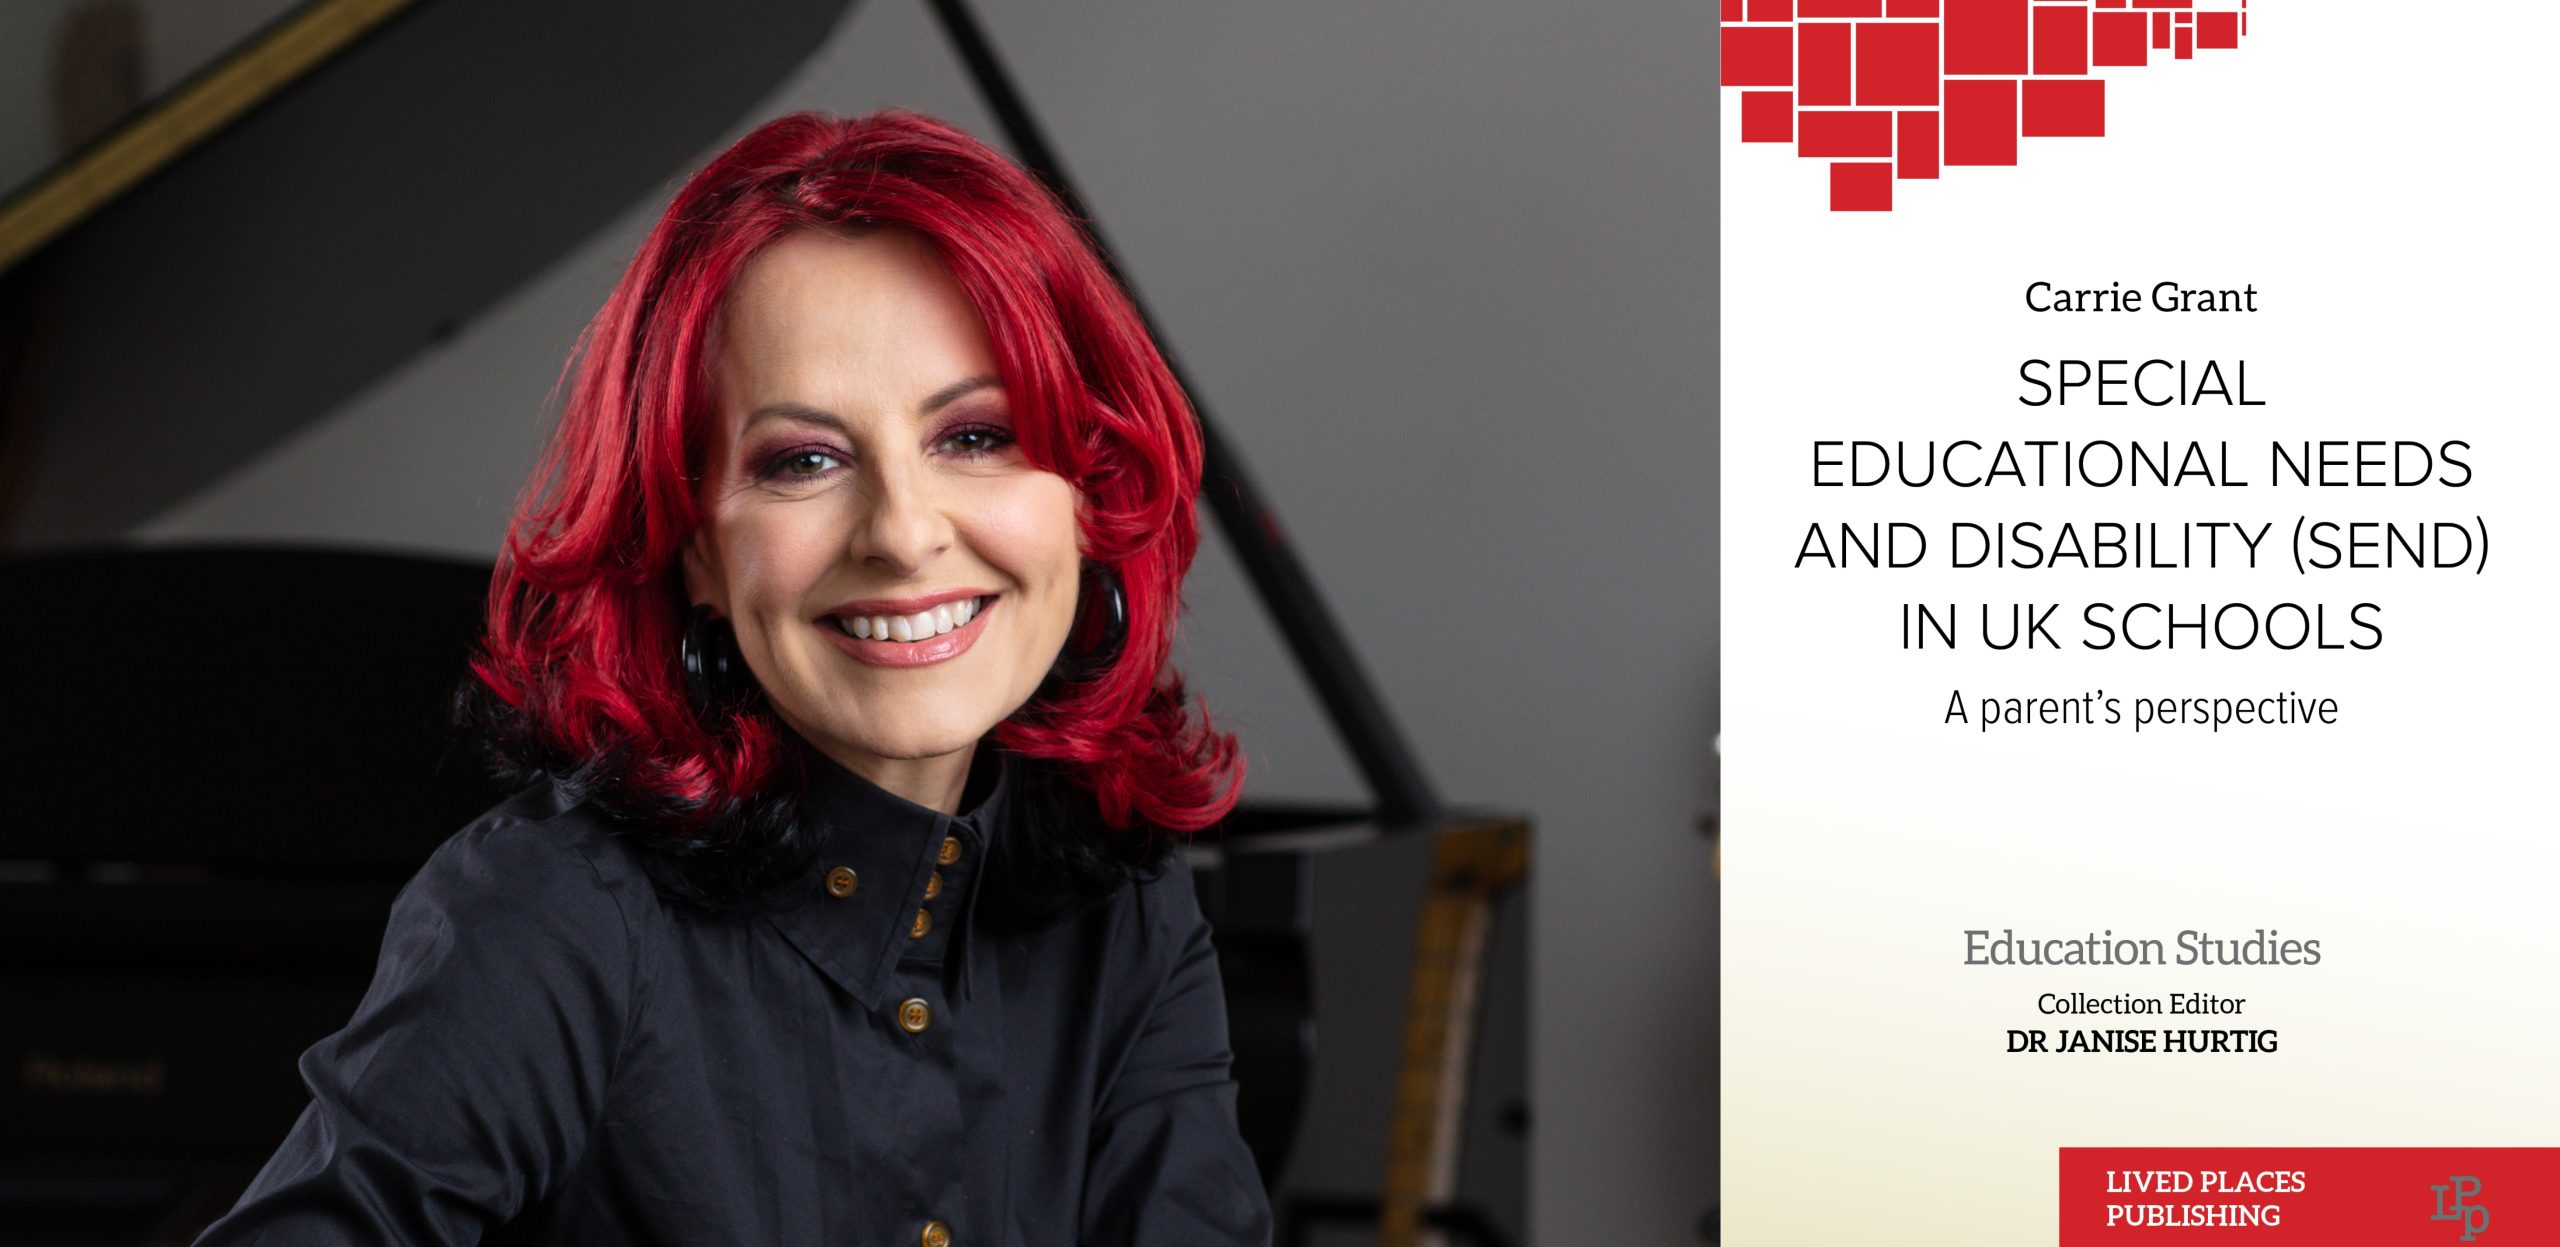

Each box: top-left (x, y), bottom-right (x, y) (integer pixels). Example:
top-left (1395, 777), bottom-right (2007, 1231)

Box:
top-left (941, 425), bottom-right (1017, 458)
top-left (764, 449), bottom-right (843, 479)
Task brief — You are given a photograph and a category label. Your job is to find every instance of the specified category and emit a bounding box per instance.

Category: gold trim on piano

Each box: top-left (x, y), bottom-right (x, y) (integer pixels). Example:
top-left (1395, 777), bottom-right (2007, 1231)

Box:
top-left (0, 0), bottom-right (421, 274)
top-left (1379, 815), bottom-right (1530, 1247)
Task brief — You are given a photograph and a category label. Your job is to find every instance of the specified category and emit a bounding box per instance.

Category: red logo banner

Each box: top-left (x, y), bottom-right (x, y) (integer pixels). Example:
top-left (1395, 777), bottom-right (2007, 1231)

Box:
top-left (2060, 1148), bottom-right (2560, 1244)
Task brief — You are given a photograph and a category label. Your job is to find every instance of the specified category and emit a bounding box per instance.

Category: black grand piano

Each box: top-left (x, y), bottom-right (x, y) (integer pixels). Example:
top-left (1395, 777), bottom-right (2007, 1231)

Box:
top-left (0, 4), bottom-right (1525, 1244)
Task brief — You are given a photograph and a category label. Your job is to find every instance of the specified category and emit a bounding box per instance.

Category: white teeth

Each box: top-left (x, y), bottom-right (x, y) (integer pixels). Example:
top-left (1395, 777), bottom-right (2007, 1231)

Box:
top-left (839, 597), bottom-right (987, 644)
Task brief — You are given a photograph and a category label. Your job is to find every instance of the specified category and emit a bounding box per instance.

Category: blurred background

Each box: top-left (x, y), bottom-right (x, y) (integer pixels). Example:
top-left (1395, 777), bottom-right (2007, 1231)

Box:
top-left (0, 1), bottom-right (1716, 1242)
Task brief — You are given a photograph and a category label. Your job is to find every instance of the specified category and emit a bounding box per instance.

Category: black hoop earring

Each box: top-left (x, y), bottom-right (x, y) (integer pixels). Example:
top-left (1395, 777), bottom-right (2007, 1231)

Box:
top-left (681, 604), bottom-right (750, 715)
top-left (1051, 564), bottom-right (1128, 684)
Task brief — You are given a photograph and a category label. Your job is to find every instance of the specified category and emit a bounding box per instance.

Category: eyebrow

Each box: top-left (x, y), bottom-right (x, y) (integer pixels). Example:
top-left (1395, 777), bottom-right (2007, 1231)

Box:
top-left (743, 402), bottom-right (849, 434)
top-left (918, 373), bottom-right (1001, 414)
top-left (742, 374), bottom-right (1002, 434)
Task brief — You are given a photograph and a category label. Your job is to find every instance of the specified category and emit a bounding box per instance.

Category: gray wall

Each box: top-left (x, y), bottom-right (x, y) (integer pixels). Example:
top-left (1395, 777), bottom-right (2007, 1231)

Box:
top-left (123, 2), bottom-right (1718, 1237)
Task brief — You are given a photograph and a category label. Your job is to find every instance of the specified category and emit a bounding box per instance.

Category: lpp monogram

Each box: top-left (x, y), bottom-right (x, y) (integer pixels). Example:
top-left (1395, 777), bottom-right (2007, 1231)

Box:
top-left (2430, 1176), bottom-right (2489, 1242)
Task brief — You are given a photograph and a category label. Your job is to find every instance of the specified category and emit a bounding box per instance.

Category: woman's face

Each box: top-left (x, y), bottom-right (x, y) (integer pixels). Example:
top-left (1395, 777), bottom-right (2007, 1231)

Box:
top-left (684, 228), bottom-right (1082, 793)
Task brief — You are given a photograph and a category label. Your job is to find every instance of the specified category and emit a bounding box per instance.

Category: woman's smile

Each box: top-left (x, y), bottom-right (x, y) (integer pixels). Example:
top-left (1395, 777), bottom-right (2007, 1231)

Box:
top-left (818, 591), bottom-right (999, 668)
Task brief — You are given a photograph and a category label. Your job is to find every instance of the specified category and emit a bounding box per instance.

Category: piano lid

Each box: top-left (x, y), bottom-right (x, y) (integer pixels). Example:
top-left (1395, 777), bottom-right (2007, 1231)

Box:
top-left (0, 0), bottom-right (856, 546)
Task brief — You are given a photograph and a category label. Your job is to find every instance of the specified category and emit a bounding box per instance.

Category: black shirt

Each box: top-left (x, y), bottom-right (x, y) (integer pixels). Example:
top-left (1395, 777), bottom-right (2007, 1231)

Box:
top-left (193, 744), bottom-right (1271, 1245)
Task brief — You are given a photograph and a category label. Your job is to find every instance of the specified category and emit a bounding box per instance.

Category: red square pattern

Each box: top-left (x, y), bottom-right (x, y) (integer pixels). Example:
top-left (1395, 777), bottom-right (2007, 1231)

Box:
top-left (1944, 78), bottom-right (2018, 166)
top-left (1857, 22), bottom-right (1939, 106)
top-left (2033, 5), bottom-right (2089, 75)
top-left (2022, 78), bottom-right (2105, 136)
top-left (1797, 110), bottom-right (1895, 157)
top-left (1800, 23), bottom-right (1853, 104)
top-left (1897, 111), bottom-right (1940, 179)
top-left (1831, 162), bottom-right (1893, 211)
top-left (1946, 0), bottom-right (2029, 73)
top-left (1742, 91), bottom-right (1795, 142)
top-left (1721, 25), bottom-right (1792, 86)
top-left (2092, 11), bottom-right (2147, 65)
top-left (1725, 1), bottom-right (2243, 210)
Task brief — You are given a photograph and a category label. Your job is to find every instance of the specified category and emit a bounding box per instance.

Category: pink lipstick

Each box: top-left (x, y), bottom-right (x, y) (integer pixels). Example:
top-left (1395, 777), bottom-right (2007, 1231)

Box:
top-left (816, 591), bottom-right (996, 669)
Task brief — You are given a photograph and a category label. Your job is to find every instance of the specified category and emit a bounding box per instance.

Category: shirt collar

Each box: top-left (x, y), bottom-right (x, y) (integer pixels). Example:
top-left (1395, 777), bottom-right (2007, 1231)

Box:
top-left (761, 741), bottom-right (1010, 1012)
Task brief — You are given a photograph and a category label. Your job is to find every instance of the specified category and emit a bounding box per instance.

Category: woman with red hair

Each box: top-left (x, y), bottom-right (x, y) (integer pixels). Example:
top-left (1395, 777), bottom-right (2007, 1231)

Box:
top-left (196, 110), bottom-right (1265, 1245)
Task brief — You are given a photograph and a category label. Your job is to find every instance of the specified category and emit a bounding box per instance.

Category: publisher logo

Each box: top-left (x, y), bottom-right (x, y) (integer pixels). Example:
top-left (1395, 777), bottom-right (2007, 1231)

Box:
top-left (2062, 1148), bottom-right (2557, 1244)
top-left (2431, 1176), bottom-right (2490, 1242)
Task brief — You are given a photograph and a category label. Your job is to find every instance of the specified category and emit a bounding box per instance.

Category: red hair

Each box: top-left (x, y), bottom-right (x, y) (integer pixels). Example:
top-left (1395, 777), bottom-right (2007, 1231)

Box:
top-left (467, 109), bottom-right (1241, 848)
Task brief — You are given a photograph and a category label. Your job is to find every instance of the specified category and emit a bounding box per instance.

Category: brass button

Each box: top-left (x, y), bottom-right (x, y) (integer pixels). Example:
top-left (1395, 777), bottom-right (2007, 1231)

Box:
top-left (920, 1221), bottom-right (952, 1247)
top-left (823, 865), bottom-right (858, 898)
top-left (937, 834), bottom-right (962, 866)
top-left (910, 907), bottom-right (933, 938)
top-left (923, 871), bottom-right (944, 900)
top-left (897, 997), bottom-right (933, 1034)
